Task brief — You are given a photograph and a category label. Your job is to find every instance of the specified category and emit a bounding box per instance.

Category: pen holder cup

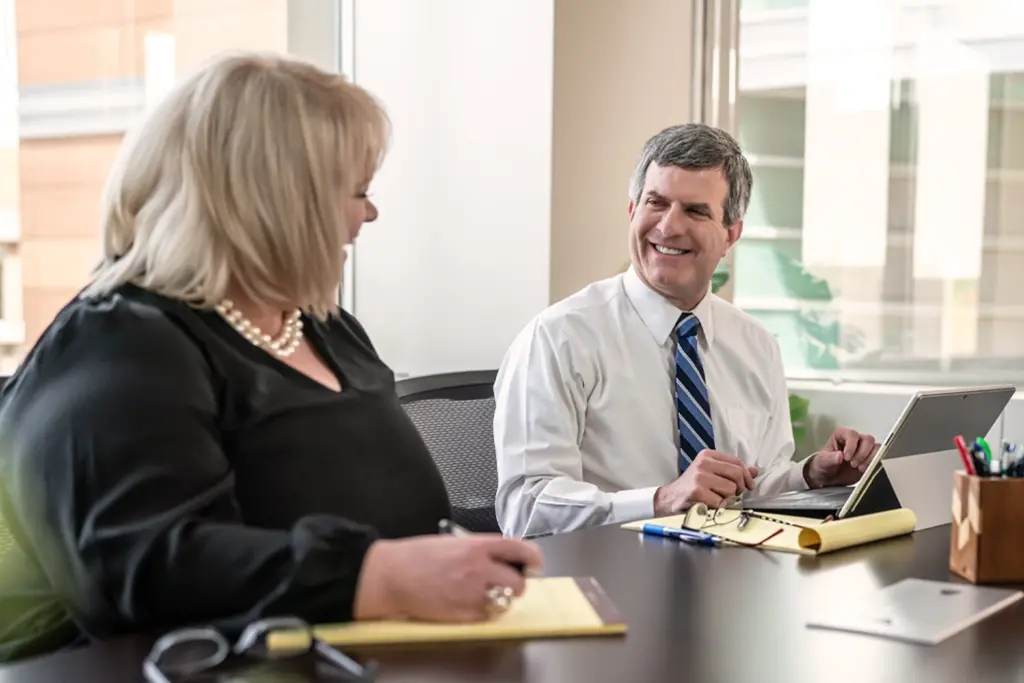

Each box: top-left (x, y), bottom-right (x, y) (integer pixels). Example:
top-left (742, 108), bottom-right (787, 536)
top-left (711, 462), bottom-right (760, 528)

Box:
top-left (949, 472), bottom-right (1024, 583)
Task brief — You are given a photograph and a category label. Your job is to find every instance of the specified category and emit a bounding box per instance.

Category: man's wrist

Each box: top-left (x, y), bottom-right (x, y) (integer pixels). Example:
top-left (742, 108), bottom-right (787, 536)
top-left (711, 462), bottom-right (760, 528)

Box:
top-left (653, 486), bottom-right (670, 516)
top-left (802, 455), bottom-right (819, 489)
top-left (653, 485), bottom-right (686, 517)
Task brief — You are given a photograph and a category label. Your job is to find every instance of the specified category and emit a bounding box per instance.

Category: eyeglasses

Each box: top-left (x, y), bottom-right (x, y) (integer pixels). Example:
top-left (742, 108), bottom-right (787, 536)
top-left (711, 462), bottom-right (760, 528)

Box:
top-left (700, 495), bottom-right (827, 535)
top-left (143, 616), bottom-right (376, 682)
top-left (700, 495), bottom-right (745, 531)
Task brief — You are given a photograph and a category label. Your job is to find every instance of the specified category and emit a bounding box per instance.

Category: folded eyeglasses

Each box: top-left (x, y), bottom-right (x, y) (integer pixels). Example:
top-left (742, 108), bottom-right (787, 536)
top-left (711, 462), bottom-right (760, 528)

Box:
top-left (143, 615), bottom-right (376, 682)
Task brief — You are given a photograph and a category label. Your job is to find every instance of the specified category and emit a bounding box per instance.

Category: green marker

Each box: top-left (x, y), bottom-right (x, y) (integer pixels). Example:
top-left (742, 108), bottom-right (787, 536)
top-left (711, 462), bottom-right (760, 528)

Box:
top-left (976, 437), bottom-right (997, 475)
top-left (976, 437), bottom-right (992, 463)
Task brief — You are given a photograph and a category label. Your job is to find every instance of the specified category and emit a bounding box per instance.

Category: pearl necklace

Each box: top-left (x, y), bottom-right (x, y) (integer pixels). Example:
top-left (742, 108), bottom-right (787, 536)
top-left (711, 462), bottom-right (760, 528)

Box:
top-left (215, 299), bottom-right (304, 358)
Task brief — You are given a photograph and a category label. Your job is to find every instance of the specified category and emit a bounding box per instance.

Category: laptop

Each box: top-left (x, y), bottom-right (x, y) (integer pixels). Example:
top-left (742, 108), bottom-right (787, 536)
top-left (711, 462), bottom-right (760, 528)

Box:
top-left (742, 385), bottom-right (1016, 521)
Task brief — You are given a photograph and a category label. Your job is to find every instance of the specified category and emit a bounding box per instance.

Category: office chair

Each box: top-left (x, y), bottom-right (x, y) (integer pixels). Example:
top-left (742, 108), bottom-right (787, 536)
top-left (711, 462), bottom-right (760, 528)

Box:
top-left (396, 370), bottom-right (501, 532)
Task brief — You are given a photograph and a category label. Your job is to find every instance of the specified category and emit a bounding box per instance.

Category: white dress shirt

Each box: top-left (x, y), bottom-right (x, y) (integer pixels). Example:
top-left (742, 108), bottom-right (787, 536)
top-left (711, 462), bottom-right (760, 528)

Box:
top-left (493, 267), bottom-right (809, 538)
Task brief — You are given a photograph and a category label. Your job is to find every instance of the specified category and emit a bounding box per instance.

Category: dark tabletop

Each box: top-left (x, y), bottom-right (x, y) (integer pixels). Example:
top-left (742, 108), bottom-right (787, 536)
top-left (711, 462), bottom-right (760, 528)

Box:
top-left (3, 523), bottom-right (1022, 683)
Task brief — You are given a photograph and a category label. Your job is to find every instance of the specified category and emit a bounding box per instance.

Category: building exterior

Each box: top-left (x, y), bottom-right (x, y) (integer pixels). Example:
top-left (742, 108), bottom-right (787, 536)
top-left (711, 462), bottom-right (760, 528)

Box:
top-left (3, 0), bottom-right (293, 374)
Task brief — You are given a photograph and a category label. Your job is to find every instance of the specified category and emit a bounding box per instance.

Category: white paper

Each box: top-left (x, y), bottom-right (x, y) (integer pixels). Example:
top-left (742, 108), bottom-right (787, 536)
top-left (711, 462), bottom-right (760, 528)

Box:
top-left (807, 578), bottom-right (1023, 645)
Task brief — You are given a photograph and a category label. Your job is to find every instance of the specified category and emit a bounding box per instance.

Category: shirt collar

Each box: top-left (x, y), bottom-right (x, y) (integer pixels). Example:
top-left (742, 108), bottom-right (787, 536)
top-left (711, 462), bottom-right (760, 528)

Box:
top-left (623, 266), bottom-right (716, 347)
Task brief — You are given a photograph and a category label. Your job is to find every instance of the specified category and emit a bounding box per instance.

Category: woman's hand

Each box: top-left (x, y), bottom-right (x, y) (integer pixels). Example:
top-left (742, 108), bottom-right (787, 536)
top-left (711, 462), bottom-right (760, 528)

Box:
top-left (353, 535), bottom-right (543, 622)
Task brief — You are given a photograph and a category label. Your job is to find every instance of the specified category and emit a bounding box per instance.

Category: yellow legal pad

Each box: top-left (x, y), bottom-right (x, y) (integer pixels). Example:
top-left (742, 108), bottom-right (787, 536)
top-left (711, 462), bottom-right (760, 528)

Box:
top-left (273, 577), bottom-right (626, 649)
top-left (622, 507), bottom-right (917, 555)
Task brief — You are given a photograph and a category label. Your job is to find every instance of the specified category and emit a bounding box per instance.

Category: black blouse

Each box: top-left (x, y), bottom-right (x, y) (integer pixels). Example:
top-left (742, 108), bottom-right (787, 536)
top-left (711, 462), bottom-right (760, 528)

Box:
top-left (0, 285), bottom-right (451, 645)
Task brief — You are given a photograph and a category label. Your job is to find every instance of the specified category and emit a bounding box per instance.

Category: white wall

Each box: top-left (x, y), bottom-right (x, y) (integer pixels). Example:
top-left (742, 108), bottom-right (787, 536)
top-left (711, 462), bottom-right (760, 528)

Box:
top-left (348, 0), bottom-right (697, 378)
top-left (350, 0), bottom-right (554, 377)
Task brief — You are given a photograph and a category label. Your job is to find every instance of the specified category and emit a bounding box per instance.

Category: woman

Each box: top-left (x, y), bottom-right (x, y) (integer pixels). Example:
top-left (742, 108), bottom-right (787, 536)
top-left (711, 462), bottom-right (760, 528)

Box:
top-left (0, 51), bottom-right (540, 659)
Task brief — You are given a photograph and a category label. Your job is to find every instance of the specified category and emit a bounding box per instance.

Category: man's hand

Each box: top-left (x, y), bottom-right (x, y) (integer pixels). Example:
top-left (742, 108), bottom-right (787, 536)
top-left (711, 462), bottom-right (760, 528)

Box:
top-left (804, 427), bottom-right (880, 488)
top-left (653, 450), bottom-right (759, 515)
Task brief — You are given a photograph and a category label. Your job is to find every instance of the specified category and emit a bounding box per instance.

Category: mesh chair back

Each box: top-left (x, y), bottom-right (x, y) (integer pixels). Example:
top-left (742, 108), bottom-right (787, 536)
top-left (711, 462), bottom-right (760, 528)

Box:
top-left (396, 371), bottom-right (500, 532)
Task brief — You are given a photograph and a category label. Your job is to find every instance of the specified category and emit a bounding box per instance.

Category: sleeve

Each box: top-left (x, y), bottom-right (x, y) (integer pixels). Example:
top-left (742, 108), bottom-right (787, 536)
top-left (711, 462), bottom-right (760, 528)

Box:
top-left (493, 318), bottom-right (657, 539)
top-left (751, 334), bottom-right (811, 496)
top-left (0, 303), bottom-right (377, 638)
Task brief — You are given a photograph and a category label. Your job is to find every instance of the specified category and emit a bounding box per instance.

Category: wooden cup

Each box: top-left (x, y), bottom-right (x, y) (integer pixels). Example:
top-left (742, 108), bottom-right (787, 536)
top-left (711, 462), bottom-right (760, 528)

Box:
top-left (949, 471), bottom-right (1024, 583)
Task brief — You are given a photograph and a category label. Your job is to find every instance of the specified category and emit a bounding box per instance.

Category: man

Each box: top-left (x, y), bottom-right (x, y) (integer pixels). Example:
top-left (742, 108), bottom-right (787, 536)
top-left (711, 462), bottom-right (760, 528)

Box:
top-left (493, 123), bottom-right (880, 539)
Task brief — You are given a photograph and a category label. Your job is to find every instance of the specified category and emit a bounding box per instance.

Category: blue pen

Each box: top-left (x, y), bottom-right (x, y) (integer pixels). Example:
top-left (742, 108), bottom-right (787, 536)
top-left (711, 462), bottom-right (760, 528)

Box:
top-left (641, 523), bottom-right (721, 547)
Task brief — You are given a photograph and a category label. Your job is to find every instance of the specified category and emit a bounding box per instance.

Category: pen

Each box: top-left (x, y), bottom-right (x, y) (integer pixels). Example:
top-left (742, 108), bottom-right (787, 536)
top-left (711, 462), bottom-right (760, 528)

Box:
top-left (978, 437), bottom-right (1002, 476)
top-left (1006, 443), bottom-right (1024, 478)
top-left (438, 518), bottom-right (526, 574)
top-left (641, 523), bottom-right (721, 547)
top-left (954, 435), bottom-right (975, 475)
top-left (968, 442), bottom-right (989, 478)
top-left (1002, 441), bottom-right (1016, 478)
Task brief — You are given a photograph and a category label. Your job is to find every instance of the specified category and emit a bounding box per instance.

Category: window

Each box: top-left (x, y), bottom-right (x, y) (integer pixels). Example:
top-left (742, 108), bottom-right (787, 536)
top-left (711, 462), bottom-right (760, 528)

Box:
top-left (0, 0), bottom-right (338, 375)
top-left (734, 0), bottom-right (1024, 384)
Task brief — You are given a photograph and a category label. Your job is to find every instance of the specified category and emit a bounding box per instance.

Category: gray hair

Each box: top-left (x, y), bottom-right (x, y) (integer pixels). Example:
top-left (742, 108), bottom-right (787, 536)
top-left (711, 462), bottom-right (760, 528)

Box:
top-left (629, 123), bottom-right (753, 227)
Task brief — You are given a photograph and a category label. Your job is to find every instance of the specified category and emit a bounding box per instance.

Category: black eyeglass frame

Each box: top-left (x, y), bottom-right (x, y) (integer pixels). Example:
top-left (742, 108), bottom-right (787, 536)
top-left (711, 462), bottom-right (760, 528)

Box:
top-left (142, 615), bottom-right (376, 682)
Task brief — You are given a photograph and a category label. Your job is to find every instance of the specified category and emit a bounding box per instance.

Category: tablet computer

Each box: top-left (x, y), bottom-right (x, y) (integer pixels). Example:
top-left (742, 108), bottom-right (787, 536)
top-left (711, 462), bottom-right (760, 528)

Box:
top-left (743, 384), bottom-right (1016, 520)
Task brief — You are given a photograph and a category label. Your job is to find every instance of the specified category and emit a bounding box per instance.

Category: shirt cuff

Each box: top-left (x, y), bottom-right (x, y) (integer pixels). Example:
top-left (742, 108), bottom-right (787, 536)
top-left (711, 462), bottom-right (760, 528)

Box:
top-left (610, 486), bottom-right (659, 524)
top-left (788, 456), bottom-right (812, 491)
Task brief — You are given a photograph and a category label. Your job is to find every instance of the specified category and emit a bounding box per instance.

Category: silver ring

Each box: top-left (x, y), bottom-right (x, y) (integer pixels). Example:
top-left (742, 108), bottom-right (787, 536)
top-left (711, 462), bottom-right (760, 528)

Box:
top-left (485, 585), bottom-right (515, 614)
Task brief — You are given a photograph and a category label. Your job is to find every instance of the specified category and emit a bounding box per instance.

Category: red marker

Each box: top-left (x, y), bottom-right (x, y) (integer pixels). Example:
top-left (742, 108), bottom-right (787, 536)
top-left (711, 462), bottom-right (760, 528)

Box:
top-left (954, 435), bottom-right (975, 475)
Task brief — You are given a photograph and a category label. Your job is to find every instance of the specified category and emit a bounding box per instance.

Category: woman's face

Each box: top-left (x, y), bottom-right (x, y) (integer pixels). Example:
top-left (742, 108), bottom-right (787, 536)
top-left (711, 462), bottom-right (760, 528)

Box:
top-left (344, 178), bottom-right (378, 243)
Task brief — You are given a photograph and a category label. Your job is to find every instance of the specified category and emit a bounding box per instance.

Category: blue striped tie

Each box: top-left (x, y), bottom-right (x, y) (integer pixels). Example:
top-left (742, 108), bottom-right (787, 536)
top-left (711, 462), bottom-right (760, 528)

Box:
top-left (675, 313), bottom-right (714, 472)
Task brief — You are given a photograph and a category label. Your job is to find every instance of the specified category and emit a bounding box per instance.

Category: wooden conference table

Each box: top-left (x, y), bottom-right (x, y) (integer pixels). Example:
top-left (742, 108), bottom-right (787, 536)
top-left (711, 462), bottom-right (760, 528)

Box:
top-left (2, 523), bottom-right (1023, 683)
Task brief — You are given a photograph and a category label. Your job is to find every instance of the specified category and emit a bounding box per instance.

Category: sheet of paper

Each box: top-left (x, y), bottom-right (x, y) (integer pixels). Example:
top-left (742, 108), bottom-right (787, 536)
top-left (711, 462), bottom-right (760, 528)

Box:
top-left (798, 508), bottom-right (916, 553)
top-left (271, 577), bottom-right (626, 648)
top-left (806, 578), bottom-right (1023, 645)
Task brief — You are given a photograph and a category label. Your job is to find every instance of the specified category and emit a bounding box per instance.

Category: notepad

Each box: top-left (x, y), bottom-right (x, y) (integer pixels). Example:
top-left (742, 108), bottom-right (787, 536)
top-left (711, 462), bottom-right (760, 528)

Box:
top-left (622, 506), bottom-right (917, 555)
top-left (271, 577), bottom-right (625, 649)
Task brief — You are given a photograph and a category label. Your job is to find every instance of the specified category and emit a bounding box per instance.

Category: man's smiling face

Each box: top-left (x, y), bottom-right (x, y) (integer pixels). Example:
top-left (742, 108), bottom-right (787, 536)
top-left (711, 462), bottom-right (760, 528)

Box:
top-left (627, 162), bottom-right (742, 310)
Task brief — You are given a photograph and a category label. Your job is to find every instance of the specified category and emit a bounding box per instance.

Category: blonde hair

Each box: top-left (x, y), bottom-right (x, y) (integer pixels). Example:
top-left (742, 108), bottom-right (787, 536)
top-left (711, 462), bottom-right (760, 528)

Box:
top-left (84, 51), bottom-right (389, 318)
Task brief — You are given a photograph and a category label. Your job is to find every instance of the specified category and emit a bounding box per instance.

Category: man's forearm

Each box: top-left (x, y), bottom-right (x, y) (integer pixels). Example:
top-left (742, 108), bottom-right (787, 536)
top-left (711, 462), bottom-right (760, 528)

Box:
top-left (498, 478), bottom-right (659, 537)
